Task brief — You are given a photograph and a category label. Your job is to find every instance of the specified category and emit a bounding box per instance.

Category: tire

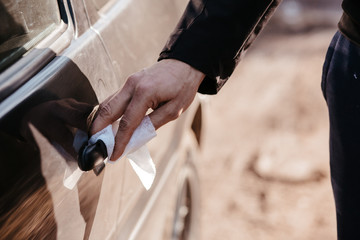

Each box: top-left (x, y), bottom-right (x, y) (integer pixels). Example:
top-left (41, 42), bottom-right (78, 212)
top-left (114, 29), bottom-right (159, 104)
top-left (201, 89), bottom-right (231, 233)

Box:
top-left (171, 149), bottom-right (201, 240)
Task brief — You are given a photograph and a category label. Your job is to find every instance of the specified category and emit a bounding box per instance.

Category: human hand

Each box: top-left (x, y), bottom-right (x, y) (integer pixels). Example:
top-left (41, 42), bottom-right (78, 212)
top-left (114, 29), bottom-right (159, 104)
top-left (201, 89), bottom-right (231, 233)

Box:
top-left (90, 59), bottom-right (205, 160)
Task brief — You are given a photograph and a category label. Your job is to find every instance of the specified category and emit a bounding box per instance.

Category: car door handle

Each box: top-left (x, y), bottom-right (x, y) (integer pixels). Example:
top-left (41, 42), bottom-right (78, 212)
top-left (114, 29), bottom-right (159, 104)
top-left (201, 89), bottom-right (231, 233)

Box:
top-left (78, 139), bottom-right (107, 175)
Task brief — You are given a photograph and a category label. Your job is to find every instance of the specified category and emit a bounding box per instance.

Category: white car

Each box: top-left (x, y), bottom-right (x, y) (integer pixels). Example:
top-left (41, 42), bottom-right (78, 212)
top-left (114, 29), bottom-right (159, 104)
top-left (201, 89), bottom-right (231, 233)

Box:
top-left (0, 0), bottom-right (202, 239)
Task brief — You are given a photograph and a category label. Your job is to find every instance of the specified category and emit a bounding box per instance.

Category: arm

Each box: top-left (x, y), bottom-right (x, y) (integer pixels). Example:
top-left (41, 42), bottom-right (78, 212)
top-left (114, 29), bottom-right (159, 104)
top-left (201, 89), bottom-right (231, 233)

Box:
top-left (91, 0), bottom-right (281, 160)
top-left (159, 0), bottom-right (281, 94)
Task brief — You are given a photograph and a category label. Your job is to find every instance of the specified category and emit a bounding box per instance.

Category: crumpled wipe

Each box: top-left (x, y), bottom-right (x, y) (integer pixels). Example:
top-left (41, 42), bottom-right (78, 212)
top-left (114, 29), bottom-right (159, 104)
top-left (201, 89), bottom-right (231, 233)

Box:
top-left (65, 116), bottom-right (157, 190)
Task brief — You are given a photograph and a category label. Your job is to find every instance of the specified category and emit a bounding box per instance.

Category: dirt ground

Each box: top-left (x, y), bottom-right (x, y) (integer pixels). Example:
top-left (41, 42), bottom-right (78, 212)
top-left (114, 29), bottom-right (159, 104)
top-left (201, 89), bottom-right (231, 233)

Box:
top-left (198, 27), bottom-right (339, 240)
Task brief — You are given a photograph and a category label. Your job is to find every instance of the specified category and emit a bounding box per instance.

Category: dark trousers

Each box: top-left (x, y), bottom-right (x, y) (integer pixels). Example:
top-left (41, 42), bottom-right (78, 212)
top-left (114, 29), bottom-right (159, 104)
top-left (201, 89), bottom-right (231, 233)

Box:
top-left (322, 31), bottom-right (360, 239)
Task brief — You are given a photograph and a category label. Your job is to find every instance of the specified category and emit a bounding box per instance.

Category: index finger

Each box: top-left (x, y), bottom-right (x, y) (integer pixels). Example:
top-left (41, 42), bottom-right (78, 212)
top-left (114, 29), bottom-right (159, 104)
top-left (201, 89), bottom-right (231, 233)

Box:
top-left (90, 86), bottom-right (132, 135)
top-left (111, 94), bottom-right (149, 160)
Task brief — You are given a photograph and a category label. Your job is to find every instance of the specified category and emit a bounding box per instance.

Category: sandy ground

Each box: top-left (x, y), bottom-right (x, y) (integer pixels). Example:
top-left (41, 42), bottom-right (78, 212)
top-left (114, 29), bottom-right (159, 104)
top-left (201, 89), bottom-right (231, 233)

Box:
top-left (198, 28), bottom-right (338, 240)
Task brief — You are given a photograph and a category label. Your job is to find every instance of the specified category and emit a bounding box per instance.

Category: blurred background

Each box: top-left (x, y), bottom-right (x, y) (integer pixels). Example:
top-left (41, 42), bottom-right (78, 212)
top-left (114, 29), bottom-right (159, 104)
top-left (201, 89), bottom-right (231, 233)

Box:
top-left (198, 0), bottom-right (342, 239)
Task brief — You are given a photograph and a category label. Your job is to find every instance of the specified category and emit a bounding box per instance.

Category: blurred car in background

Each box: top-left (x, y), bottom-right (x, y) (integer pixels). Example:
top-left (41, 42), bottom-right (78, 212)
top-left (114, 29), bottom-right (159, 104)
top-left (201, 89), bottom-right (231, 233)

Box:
top-left (0, 0), bottom-right (203, 239)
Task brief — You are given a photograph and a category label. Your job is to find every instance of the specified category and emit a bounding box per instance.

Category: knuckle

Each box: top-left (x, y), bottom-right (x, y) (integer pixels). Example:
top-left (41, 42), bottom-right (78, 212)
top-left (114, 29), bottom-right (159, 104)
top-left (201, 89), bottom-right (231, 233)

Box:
top-left (166, 108), bottom-right (181, 121)
top-left (134, 81), bottom-right (151, 98)
top-left (135, 82), bottom-right (147, 94)
top-left (133, 83), bottom-right (158, 109)
top-left (118, 117), bottom-right (130, 132)
top-left (126, 73), bottom-right (141, 88)
top-left (97, 103), bottom-right (113, 120)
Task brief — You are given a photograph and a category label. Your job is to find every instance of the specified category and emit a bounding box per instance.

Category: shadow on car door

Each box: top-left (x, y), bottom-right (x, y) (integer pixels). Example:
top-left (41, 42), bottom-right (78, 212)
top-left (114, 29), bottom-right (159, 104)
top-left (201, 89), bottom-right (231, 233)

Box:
top-left (0, 0), bottom-right (127, 239)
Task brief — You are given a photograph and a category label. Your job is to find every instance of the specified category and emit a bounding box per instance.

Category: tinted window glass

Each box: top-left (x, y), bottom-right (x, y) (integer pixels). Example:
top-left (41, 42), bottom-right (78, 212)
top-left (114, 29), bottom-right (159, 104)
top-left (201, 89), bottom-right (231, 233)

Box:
top-left (0, 0), bottom-right (60, 72)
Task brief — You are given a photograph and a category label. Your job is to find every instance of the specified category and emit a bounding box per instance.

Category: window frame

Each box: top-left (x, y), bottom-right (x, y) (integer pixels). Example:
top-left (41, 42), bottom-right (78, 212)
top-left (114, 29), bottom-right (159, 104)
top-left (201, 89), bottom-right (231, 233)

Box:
top-left (0, 0), bottom-right (74, 102)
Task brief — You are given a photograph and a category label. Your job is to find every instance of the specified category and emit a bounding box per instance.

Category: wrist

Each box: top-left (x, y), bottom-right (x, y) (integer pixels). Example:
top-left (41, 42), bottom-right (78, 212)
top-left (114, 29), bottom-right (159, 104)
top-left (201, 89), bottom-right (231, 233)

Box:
top-left (160, 58), bottom-right (205, 87)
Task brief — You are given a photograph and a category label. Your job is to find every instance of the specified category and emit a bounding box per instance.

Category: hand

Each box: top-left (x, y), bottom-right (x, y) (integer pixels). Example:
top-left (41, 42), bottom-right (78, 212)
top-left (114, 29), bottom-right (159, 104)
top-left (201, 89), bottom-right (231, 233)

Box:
top-left (90, 59), bottom-right (205, 160)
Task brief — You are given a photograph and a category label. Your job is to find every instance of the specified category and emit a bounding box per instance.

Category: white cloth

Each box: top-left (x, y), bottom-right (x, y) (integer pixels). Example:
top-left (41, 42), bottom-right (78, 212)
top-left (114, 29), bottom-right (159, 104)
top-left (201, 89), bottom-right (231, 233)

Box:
top-left (88, 125), bottom-right (115, 160)
top-left (65, 116), bottom-right (157, 190)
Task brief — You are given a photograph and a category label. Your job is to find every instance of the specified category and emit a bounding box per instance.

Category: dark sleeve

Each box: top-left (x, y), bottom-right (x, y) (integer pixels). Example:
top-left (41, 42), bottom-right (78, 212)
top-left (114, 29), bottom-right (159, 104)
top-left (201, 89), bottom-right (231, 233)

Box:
top-left (158, 0), bottom-right (281, 94)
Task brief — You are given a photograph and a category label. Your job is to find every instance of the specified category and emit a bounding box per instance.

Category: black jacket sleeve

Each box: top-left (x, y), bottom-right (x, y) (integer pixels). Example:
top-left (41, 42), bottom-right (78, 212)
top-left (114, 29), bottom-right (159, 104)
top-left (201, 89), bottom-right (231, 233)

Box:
top-left (158, 0), bottom-right (281, 94)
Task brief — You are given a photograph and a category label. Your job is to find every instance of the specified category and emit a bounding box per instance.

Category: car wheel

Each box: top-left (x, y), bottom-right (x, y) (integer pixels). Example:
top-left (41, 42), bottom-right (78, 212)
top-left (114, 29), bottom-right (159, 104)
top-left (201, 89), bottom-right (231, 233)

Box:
top-left (172, 152), bottom-right (200, 240)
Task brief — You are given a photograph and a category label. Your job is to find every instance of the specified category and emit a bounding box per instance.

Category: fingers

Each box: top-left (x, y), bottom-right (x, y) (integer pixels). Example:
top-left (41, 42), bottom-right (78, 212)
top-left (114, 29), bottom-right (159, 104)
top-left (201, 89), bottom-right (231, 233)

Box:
top-left (90, 82), bottom-right (134, 135)
top-left (149, 84), bottom-right (199, 129)
top-left (149, 100), bottom-right (183, 130)
top-left (112, 92), bottom-right (149, 160)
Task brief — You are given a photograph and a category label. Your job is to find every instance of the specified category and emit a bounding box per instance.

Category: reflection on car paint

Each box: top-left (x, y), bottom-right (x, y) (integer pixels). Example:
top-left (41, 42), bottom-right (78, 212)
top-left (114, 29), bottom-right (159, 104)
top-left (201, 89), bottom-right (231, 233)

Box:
top-left (0, 58), bottom-right (105, 239)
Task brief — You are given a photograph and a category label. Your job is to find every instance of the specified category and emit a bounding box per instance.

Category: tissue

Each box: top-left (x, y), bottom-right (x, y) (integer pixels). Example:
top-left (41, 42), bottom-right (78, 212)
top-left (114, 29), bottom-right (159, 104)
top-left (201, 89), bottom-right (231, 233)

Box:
top-left (65, 116), bottom-right (157, 190)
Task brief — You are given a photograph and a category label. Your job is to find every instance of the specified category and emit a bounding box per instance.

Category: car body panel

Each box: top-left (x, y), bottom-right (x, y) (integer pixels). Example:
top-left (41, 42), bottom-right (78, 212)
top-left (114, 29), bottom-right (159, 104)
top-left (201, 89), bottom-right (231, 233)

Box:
top-left (86, 0), bottom-right (186, 80)
top-left (0, 0), bottom-right (200, 239)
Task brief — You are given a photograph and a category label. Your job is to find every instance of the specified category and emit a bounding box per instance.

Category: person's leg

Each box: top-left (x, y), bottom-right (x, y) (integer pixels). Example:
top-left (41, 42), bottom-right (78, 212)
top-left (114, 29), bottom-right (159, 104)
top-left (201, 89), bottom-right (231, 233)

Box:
top-left (322, 31), bottom-right (360, 239)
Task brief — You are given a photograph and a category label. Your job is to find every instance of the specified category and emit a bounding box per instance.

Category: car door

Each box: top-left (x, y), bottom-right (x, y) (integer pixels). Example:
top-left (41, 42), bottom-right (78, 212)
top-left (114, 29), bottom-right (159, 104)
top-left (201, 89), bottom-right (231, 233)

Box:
top-left (80, 1), bottom-right (201, 239)
top-left (0, 0), bottom-right (125, 239)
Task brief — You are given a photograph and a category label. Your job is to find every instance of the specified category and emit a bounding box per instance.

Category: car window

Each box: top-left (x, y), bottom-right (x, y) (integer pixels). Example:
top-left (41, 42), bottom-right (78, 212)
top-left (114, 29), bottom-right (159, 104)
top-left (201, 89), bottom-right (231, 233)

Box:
top-left (0, 0), bottom-right (60, 72)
